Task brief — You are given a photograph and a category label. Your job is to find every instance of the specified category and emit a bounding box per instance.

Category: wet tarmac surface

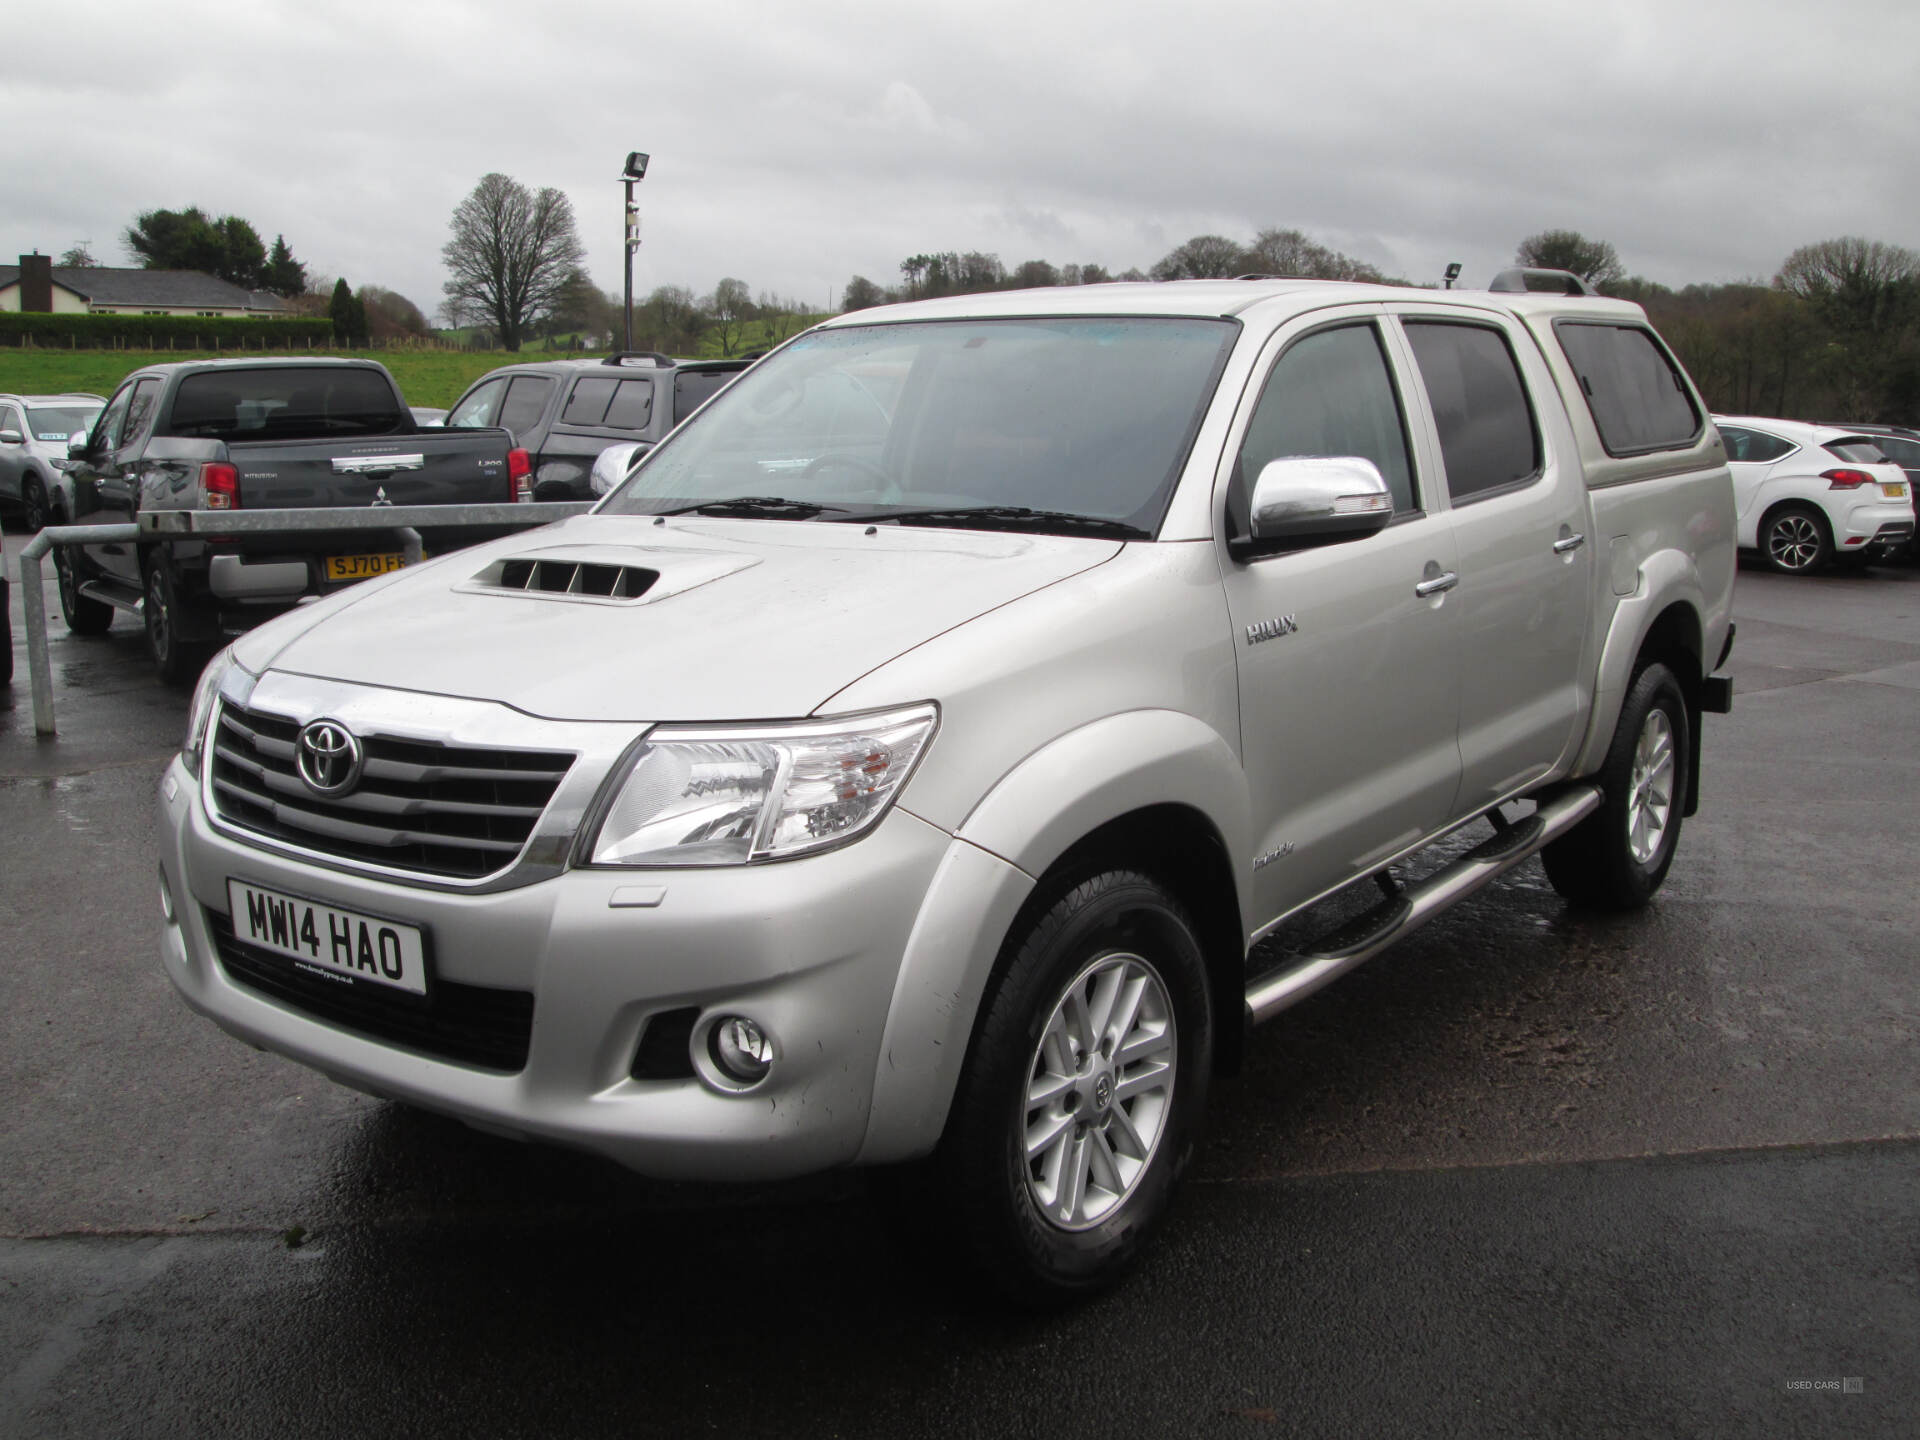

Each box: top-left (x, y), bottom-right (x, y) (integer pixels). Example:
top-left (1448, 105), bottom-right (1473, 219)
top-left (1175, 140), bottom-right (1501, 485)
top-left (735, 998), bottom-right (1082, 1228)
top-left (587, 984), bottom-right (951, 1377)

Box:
top-left (4, 532), bottom-right (1917, 1436)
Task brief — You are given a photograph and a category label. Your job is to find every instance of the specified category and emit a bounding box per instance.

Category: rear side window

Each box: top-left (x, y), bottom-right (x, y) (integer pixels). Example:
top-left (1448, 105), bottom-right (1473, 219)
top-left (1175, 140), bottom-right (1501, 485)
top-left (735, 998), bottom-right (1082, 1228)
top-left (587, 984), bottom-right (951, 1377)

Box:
top-left (124, 378), bottom-right (165, 441)
top-left (561, 377), bottom-right (619, 425)
top-left (497, 376), bottom-right (556, 439)
top-left (1825, 439), bottom-right (1889, 464)
top-left (1403, 321), bottom-right (1540, 502)
top-left (1553, 322), bottom-right (1700, 456)
top-left (168, 367), bottom-right (405, 440)
top-left (1717, 426), bottom-right (1795, 464)
top-left (603, 379), bottom-right (655, 430)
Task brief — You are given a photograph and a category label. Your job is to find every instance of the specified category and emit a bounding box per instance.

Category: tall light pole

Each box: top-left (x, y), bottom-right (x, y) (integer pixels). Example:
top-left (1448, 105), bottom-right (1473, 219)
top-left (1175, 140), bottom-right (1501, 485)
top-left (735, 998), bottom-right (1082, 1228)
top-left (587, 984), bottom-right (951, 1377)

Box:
top-left (621, 151), bottom-right (649, 353)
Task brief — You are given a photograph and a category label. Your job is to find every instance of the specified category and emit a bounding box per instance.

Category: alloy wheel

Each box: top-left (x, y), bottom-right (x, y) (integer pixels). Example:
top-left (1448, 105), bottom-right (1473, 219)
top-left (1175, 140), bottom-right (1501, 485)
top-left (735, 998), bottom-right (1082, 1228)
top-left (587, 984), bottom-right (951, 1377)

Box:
top-left (1627, 707), bottom-right (1675, 865)
top-left (1022, 950), bottom-right (1177, 1231)
top-left (1767, 514), bottom-right (1823, 571)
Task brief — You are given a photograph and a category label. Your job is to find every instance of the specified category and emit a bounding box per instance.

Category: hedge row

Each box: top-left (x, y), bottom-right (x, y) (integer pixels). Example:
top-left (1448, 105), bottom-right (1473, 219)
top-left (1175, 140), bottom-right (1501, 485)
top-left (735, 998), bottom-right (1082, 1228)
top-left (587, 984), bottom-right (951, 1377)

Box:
top-left (0, 312), bottom-right (336, 349)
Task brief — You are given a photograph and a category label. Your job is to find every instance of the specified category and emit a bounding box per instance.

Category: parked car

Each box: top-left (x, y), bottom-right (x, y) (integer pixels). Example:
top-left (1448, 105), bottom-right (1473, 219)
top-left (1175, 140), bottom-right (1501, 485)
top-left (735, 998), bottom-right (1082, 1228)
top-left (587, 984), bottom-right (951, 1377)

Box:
top-left (445, 352), bottom-right (754, 499)
top-left (0, 392), bottom-right (104, 531)
top-left (1713, 415), bottom-right (1913, 573)
top-left (54, 358), bottom-right (526, 682)
top-left (159, 274), bottom-right (1736, 1303)
top-left (1820, 422), bottom-right (1920, 562)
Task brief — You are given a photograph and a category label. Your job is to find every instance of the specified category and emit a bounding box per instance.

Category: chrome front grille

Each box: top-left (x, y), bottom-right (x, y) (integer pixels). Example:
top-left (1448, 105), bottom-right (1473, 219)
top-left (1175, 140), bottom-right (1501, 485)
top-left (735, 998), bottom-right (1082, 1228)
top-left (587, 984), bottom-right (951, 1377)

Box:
top-left (209, 702), bottom-right (576, 880)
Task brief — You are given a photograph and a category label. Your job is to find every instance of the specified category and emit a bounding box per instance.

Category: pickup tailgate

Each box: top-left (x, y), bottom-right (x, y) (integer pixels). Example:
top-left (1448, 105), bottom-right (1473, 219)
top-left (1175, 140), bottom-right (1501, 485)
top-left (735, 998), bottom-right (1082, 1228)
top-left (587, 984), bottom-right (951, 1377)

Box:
top-left (223, 430), bottom-right (515, 509)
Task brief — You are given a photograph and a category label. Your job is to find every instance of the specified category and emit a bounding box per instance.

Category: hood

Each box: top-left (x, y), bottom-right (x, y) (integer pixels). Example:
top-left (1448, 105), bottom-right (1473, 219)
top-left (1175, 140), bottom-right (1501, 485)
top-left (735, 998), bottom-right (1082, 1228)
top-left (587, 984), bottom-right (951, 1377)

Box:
top-left (251, 512), bottom-right (1121, 721)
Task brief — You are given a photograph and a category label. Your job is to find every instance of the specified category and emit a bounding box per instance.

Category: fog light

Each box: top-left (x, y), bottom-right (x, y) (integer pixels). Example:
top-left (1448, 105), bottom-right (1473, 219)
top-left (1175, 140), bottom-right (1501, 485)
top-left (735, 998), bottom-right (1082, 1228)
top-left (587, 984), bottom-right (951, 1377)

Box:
top-left (709, 1016), bottom-right (774, 1085)
top-left (158, 867), bottom-right (176, 925)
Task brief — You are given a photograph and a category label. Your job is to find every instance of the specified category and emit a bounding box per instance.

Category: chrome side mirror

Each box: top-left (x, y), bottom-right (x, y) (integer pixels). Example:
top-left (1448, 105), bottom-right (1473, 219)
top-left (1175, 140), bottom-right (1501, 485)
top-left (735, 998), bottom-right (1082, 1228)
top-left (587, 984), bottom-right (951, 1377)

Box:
top-left (67, 430), bottom-right (92, 458)
top-left (1246, 456), bottom-right (1395, 548)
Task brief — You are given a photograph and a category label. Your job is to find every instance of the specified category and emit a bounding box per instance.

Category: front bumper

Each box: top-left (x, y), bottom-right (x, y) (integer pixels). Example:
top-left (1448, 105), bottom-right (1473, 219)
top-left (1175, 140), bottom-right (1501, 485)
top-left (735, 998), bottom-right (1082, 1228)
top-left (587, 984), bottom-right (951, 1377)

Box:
top-left (157, 756), bottom-right (954, 1180)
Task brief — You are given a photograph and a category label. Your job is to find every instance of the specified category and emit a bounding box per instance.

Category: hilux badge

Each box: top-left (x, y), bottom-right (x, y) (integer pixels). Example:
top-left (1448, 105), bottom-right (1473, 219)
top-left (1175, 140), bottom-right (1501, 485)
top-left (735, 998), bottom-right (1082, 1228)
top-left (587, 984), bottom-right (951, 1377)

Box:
top-left (296, 720), bottom-right (365, 796)
top-left (1245, 615), bottom-right (1299, 645)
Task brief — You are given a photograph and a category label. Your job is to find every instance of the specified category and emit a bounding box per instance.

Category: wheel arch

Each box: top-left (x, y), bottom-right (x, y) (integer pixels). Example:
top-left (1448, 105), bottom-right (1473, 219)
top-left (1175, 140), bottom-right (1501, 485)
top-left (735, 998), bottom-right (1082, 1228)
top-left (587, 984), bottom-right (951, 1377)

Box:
top-left (1574, 561), bottom-right (1707, 815)
top-left (857, 710), bottom-right (1251, 1164)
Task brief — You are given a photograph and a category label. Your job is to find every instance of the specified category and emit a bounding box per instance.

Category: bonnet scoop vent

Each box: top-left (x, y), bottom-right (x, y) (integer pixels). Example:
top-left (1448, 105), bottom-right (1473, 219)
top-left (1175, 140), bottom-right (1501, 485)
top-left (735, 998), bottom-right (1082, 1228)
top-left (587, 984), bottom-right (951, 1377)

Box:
top-left (456, 543), bottom-right (759, 607)
top-left (472, 557), bottom-right (659, 602)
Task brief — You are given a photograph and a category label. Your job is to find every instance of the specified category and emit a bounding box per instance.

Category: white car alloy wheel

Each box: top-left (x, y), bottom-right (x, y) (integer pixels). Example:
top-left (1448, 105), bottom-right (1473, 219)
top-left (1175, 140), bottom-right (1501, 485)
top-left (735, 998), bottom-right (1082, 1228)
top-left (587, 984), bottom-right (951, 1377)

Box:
top-left (1765, 509), bottom-right (1826, 572)
top-left (1626, 708), bottom-right (1675, 865)
top-left (1023, 950), bottom-right (1176, 1231)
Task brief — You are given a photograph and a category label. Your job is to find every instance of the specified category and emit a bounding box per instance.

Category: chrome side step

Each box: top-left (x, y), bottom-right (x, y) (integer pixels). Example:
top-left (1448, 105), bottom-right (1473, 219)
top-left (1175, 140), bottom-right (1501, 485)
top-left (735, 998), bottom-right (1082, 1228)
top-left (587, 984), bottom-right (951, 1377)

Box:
top-left (1244, 785), bottom-right (1602, 1026)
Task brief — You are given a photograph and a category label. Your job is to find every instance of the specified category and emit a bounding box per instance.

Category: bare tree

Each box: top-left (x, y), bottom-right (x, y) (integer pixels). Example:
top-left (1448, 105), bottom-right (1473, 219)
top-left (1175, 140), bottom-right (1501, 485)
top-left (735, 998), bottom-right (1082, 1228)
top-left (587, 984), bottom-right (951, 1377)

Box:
top-left (1244, 227), bottom-right (1389, 283)
top-left (58, 244), bottom-right (98, 268)
top-left (441, 173), bottom-right (587, 352)
top-left (1514, 230), bottom-right (1624, 289)
top-left (704, 278), bottom-right (755, 356)
top-left (1150, 235), bottom-right (1247, 281)
top-left (756, 291), bottom-right (809, 347)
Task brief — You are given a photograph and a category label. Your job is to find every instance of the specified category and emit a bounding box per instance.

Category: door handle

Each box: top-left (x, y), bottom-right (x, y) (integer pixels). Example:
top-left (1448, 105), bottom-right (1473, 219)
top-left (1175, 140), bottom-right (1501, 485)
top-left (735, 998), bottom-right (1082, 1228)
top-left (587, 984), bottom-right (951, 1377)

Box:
top-left (1553, 532), bottom-right (1587, 554)
top-left (1414, 570), bottom-right (1459, 598)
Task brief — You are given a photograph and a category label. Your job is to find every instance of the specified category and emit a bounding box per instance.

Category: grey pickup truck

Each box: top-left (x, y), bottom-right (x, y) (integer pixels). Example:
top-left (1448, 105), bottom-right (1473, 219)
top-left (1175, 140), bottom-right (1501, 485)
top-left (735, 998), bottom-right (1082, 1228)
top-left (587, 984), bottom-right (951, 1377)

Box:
top-left (52, 358), bottom-right (527, 681)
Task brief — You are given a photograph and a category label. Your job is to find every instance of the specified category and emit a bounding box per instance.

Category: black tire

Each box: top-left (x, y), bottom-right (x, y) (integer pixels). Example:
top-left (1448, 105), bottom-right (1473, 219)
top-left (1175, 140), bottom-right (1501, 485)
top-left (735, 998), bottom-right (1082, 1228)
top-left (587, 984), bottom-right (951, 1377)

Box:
top-left (1760, 504), bottom-right (1831, 575)
top-left (1541, 661), bottom-right (1690, 910)
top-left (53, 533), bottom-right (114, 636)
top-left (143, 553), bottom-right (208, 685)
top-left (22, 476), bottom-right (49, 533)
top-left (926, 870), bottom-right (1213, 1306)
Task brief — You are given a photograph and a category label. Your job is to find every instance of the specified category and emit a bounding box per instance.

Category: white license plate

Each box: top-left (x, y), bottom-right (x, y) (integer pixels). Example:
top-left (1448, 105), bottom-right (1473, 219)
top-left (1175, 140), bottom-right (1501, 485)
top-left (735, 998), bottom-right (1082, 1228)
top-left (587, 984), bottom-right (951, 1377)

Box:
top-left (227, 879), bottom-right (429, 995)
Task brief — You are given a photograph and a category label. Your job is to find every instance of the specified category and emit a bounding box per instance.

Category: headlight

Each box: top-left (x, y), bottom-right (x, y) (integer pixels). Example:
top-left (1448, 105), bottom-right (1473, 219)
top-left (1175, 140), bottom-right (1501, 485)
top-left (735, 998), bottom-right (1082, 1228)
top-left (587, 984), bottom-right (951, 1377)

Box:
top-left (589, 704), bottom-right (938, 866)
top-left (182, 647), bottom-right (249, 777)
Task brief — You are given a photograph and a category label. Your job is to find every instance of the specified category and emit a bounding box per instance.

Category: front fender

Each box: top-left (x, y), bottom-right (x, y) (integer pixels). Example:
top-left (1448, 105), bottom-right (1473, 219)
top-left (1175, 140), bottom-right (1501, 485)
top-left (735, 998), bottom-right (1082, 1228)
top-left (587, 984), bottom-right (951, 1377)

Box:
top-left (857, 709), bottom-right (1249, 1163)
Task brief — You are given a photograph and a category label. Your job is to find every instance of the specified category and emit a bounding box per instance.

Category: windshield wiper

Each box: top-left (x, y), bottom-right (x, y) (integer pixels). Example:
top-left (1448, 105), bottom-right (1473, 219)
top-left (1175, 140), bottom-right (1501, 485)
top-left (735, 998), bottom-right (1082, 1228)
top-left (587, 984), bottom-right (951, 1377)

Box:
top-left (855, 506), bottom-right (1150, 540)
top-left (654, 496), bottom-right (847, 520)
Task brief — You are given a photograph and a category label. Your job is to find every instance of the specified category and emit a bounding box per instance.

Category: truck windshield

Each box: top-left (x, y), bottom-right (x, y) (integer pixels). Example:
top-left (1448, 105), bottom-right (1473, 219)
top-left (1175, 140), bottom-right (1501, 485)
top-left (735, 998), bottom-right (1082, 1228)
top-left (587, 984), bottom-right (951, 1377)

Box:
top-left (167, 367), bottom-right (408, 441)
top-left (600, 317), bottom-right (1239, 536)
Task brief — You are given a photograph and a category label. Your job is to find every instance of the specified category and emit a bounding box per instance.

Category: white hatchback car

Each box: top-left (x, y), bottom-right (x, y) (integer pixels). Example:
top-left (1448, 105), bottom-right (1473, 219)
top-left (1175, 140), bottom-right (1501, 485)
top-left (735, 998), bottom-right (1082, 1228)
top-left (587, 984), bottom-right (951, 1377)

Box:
top-left (1713, 416), bottom-right (1914, 573)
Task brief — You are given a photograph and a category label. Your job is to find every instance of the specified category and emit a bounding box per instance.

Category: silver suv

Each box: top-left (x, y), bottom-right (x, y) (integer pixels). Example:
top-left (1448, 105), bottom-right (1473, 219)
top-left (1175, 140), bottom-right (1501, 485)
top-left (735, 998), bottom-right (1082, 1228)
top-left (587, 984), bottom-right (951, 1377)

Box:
top-left (0, 392), bottom-right (103, 531)
top-left (157, 275), bottom-right (1736, 1302)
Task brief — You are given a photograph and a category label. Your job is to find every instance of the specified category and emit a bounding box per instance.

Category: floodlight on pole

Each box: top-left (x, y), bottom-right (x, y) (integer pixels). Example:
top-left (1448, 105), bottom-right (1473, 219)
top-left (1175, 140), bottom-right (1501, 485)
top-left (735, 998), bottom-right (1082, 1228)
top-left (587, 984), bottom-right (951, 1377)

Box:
top-left (621, 152), bottom-right (650, 351)
top-left (1443, 262), bottom-right (1462, 290)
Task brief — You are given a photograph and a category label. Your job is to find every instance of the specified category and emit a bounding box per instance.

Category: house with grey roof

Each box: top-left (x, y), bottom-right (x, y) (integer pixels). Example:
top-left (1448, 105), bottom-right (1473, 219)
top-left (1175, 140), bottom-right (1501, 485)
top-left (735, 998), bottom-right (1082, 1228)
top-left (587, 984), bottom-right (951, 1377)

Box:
top-left (0, 253), bottom-right (288, 317)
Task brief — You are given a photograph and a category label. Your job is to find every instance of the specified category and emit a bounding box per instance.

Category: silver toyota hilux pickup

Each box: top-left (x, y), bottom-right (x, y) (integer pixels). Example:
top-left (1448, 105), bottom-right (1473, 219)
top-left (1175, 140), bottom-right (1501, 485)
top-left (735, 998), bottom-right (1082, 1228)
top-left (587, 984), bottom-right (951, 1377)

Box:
top-left (156, 272), bottom-right (1736, 1302)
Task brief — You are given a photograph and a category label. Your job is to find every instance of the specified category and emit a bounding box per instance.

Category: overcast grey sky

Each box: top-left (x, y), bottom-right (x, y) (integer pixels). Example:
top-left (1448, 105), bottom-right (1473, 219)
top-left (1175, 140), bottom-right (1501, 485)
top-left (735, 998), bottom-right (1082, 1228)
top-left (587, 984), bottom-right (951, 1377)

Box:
top-left (6, 0), bottom-right (1916, 315)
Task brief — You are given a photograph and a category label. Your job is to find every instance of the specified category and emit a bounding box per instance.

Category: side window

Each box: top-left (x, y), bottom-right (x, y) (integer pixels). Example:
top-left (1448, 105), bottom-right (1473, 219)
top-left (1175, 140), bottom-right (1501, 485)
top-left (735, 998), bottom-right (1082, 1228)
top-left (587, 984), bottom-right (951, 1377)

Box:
top-left (124, 378), bottom-right (166, 442)
top-left (1553, 322), bottom-right (1701, 456)
top-left (1236, 323), bottom-right (1418, 514)
top-left (561, 376), bottom-right (619, 426)
top-left (448, 378), bottom-right (505, 429)
top-left (0, 404), bottom-right (22, 438)
top-left (1717, 426), bottom-right (1794, 464)
top-left (604, 379), bottom-right (655, 430)
top-left (497, 376), bottom-right (556, 439)
top-left (1871, 435), bottom-right (1920, 468)
top-left (1403, 321), bottom-right (1541, 503)
top-left (93, 383), bottom-right (137, 452)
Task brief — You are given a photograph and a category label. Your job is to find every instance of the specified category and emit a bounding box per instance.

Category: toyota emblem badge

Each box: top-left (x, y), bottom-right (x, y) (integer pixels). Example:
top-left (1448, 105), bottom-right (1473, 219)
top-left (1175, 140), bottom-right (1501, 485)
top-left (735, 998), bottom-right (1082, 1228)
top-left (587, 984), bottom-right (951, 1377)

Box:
top-left (296, 719), bottom-right (365, 796)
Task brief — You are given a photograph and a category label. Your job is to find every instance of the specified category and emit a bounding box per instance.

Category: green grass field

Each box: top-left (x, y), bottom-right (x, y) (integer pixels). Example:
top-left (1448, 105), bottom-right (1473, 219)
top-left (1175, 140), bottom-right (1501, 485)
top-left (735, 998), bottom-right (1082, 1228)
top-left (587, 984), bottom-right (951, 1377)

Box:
top-left (0, 349), bottom-right (539, 409)
top-left (0, 314), bottom-right (830, 410)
